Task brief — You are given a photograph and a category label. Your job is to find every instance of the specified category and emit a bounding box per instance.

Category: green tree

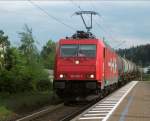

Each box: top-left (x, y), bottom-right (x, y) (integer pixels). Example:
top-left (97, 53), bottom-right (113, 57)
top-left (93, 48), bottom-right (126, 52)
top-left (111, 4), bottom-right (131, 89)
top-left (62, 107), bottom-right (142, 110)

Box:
top-left (6, 47), bottom-right (27, 70)
top-left (0, 30), bottom-right (10, 69)
top-left (0, 48), bottom-right (32, 93)
top-left (0, 27), bottom-right (51, 93)
top-left (19, 25), bottom-right (37, 64)
top-left (41, 40), bottom-right (56, 69)
top-left (18, 25), bottom-right (50, 91)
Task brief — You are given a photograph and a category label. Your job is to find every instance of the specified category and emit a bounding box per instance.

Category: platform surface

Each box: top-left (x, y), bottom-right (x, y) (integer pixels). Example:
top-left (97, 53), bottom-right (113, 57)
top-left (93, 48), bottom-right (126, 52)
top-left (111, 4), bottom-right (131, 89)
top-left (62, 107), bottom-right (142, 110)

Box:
top-left (71, 81), bottom-right (138, 121)
top-left (108, 81), bottom-right (150, 121)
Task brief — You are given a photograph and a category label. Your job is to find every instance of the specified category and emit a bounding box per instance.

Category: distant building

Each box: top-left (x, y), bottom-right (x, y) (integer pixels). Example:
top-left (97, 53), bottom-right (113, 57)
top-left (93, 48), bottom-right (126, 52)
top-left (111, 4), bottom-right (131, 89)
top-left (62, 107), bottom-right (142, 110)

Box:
top-left (0, 45), bottom-right (3, 51)
top-left (44, 69), bottom-right (54, 82)
top-left (143, 66), bottom-right (150, 73)
top-left (0, 44), bottom-right (6, 68)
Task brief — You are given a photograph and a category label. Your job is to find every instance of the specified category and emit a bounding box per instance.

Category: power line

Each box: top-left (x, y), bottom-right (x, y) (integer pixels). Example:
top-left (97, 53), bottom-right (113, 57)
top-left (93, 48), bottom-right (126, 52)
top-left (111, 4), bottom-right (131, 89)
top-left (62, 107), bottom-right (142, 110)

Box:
top-left (89, 1), bottom-right (120, 42)
top-left (114, 40), bottom-right (126, 49)
top-left (70, 0), bottom-right (115, 41)
top-left (70, 0), bottom-right (91, 31)
top-left (94, 20), bottom-right (115, 41)
top-left (28, 0), bottom-right (76, 31)
top-left (70, 0), bottom-right (82, 11)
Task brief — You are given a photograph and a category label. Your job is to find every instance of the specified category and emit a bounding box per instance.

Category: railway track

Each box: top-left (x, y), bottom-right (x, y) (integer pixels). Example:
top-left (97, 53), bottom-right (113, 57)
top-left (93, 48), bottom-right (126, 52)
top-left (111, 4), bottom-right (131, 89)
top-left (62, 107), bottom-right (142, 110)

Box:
top-left (16, 97), bottom-right (103, 121)
top-left (16, 93), bottom-right (105, 121)
top-left (16, 81), bottom-right (135, 121)
top-left (17, 103), bottom-right (86, 121)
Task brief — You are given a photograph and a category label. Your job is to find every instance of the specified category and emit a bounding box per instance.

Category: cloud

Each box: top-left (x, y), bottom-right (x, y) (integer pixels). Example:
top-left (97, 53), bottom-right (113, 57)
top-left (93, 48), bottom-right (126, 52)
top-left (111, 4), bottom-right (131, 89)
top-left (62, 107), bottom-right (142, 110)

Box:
top-left (0, 1), bottom-right (150, 50)
top-left (0, 1), bottom-right (31, 11)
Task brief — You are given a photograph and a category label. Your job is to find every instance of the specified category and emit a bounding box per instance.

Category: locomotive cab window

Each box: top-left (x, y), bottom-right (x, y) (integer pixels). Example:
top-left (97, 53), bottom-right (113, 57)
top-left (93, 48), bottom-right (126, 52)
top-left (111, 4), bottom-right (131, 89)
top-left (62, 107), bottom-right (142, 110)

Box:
top-left (60, 44), bottom-right (78, 57)
top-left (78, 45), bottom-right (96, 57)
top-left (60, 44), bottom-right (96, 57)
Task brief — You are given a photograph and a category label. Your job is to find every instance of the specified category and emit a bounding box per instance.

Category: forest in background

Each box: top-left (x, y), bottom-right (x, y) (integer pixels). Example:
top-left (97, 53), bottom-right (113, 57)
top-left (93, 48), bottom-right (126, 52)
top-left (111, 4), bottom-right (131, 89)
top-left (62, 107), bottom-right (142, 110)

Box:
top-left (117, 44), bottom-right (150, 67)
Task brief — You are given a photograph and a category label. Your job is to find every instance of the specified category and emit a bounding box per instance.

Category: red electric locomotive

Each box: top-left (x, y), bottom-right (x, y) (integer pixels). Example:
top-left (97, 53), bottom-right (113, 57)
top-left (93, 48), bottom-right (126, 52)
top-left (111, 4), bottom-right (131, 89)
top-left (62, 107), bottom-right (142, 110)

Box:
top-left (53, 11), bottom-right (138, 100)
top-left (54, 31), bottom-right (119, 100)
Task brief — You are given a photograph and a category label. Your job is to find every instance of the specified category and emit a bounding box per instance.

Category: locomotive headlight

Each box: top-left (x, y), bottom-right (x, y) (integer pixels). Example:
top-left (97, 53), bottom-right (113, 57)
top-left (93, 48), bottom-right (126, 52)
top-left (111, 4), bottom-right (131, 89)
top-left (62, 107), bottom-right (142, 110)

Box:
top-left (59, 74), bottom-right (64, 78)
top-left (87, 74), bottom-right (95, 79)
top-left (75, 60), bottom-right (79, 64)
top-left (90, 74), bottom-right (94, 78)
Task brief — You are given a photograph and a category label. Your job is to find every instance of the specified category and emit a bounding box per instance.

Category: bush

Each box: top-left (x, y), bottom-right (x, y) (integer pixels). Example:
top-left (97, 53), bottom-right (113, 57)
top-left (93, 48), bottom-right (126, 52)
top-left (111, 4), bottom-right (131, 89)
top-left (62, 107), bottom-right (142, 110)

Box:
top-left (0, 63), bottom-right (52, 93)
top-left (0, 28), bottom-right (53, 94)
top-left (37, 80), bottom-right (52, 91)
top-left (0, 106), bottom-right (12, 121)
top-left (0, 68), bottom-right (32, 93)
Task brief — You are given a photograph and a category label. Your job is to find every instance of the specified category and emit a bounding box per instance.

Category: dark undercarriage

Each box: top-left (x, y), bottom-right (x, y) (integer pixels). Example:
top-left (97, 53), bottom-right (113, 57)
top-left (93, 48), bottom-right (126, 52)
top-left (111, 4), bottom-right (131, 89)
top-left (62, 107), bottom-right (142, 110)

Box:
top-left (54, 80), bottom-right (99, 100)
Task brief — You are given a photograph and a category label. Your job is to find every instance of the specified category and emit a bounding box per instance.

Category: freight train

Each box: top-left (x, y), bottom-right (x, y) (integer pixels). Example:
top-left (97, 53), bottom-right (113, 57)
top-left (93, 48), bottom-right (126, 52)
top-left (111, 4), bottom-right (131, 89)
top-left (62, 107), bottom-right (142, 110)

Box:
top-left (53, 31), bottom-right (139, 100)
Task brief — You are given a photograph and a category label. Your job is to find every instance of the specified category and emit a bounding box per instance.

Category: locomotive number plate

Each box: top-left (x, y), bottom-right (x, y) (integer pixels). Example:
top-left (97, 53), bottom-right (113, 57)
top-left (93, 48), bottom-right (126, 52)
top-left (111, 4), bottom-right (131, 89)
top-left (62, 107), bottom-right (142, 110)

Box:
top-left (70, 74), bottom-right (82, 78)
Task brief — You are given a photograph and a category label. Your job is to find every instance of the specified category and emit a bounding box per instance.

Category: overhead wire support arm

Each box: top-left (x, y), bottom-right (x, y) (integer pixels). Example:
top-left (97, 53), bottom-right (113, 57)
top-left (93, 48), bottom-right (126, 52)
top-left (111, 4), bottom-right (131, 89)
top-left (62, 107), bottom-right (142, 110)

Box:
top-left (74, 11), bottom-right (99, 32)
top-left (80, 14), bottom-right (88, 31)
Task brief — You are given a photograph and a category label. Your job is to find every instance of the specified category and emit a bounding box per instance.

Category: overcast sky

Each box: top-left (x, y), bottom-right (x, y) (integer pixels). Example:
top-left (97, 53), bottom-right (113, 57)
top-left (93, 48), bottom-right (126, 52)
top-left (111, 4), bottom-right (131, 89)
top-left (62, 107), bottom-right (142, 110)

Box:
top-left (0, 1), bottom-right (150, 50)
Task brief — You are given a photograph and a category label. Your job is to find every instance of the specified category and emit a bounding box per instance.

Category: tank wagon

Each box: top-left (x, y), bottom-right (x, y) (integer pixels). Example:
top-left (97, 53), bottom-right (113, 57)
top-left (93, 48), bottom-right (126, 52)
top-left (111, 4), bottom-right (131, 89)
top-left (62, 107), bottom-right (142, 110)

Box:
top-left (53, 31), bottom-right (138, 100)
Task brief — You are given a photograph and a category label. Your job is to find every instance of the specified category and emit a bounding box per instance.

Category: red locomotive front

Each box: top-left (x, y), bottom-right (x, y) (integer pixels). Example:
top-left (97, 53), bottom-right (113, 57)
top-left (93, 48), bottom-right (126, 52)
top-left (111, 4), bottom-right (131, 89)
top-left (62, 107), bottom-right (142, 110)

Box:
top-left (54, 36), bottom-right (105, 99)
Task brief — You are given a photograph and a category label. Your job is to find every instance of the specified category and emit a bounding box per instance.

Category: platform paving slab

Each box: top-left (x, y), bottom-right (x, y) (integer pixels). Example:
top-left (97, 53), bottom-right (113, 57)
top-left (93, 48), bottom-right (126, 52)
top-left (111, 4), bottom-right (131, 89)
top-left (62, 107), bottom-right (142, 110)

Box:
top-left (108, 81), bottom-right (150, 121)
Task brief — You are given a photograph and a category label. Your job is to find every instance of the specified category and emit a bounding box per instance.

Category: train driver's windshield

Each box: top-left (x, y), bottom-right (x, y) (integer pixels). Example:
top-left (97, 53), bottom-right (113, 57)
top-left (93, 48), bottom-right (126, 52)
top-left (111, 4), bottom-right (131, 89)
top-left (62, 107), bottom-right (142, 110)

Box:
top-left (60, 44), bottom-right (96, 57)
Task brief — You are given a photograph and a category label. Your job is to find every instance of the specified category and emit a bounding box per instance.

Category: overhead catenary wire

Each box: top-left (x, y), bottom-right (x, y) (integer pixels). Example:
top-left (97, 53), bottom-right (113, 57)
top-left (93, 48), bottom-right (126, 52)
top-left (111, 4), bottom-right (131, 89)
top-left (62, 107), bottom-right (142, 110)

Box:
top-left (89, 1), bottom-right (122, 43)
top-left (70, 0), bottom-right (92, 31)
top-left (70, 0), bottom-right (82, 11)
top-left (70, 0), bottom-right (115, 41)
top-left (113, 40), bottom-right (126, 49)
top-left (71, 0), bottom-right (117, 43)
top-left (88, 2), bottom-right (118, 41)
top-left (28, 0), bottom-right (76, 31)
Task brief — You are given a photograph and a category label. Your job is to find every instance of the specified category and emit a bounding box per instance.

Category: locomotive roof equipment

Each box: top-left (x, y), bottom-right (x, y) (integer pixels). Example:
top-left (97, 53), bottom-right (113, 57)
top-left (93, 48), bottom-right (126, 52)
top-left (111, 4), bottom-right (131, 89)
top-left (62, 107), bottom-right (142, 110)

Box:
top-left (74, 11), bottom-right (99, 33)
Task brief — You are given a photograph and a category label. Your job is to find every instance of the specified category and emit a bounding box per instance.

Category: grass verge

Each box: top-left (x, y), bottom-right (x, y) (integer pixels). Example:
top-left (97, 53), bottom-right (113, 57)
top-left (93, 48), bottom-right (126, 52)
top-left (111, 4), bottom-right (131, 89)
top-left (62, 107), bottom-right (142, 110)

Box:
top-left (0, 91), bottom-right (61, 121)
top-left (0, 106), bottom-right (12, 121)
top-left (143, 74), bottom-right (150, 81)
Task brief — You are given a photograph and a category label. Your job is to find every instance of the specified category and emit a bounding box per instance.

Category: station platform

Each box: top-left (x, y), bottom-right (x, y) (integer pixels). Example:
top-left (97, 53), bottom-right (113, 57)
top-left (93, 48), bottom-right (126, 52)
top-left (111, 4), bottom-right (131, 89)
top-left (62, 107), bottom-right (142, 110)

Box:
top-left (108, 81), bottom-right (150, 121)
